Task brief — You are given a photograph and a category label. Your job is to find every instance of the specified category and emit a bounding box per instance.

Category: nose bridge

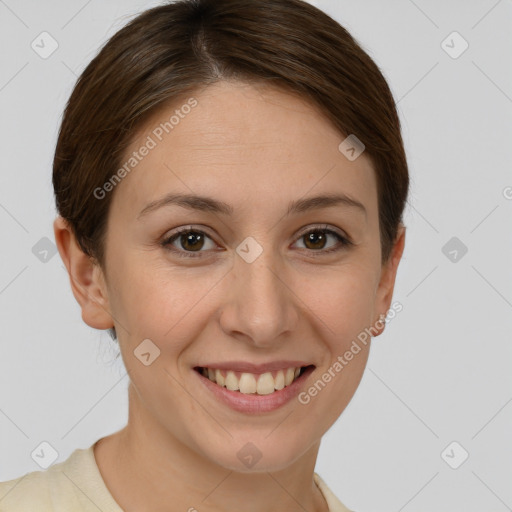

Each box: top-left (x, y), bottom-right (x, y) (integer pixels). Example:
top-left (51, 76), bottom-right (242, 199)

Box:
top-left (220, 244), bottom-right (298, 346)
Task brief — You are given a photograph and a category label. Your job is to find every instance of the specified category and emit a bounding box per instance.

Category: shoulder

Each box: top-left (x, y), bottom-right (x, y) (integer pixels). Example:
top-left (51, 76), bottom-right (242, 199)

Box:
top-left (0, 448), bottom-right (89, 511)
top-left (0, 443), bottom-right (122, 512)
top-left (0, 467), bottom-right (54, 510)
top-left (314, 472), bottom-right (355, 512)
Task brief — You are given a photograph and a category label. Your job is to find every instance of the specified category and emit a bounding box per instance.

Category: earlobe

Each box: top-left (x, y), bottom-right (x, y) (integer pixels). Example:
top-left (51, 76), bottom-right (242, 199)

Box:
top-left (373, 224), bottom-right (406, 336)
top-left (53, 216), bottom-right (114, 330)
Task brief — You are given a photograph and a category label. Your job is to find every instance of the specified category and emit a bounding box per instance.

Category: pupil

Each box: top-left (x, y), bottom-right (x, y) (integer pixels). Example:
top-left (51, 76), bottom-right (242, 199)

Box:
top-left (182, 232), bottom-right (203, 251)
top-left (306, 231), bottom-right (325, 250)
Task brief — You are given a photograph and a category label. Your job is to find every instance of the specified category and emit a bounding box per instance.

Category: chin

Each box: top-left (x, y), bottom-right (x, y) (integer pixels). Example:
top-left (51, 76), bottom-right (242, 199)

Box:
top-left (196, 433), bottom-right (315, 474)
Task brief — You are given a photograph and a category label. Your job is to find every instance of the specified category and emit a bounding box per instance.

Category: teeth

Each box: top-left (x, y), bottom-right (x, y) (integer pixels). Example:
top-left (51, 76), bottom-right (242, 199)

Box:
top-left (225, 370), bottom-right (239, 391)
top-left (239, 373), bottom-right (257, 393)
top-left (215, 369), bottom-right (225, 387)
top-left (256, 372), bottom-right (275, 395)
top-left (285, 368), bottom-right (295, 386)
top-left (274, 370), bottom-right (285, 390)
top-left (201, 366), bottom-right (304, 395)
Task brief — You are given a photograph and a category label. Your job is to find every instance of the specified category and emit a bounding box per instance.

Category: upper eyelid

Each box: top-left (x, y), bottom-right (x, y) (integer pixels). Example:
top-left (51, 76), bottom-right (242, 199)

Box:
top-left (296, 224), bottom-right (345, 238)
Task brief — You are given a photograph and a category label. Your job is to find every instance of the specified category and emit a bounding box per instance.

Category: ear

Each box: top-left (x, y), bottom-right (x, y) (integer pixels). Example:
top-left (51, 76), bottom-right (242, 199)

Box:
top-left (372, 224), bottom-right (406, 336)
top-left (53, 216), bottom-right (114, 330)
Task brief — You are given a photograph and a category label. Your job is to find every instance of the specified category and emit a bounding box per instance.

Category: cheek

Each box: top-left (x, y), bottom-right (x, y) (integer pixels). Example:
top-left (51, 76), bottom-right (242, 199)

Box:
top-left (111, 249), bottom-right (378, 352)
top-left (292, 263), bottom-right (375, 411)
top-left (295, 262), bottom-right (377, 342)
top-left (109, 253), bottom-right (223, 347)
top-left (295, 268), bottom-right (374, 422)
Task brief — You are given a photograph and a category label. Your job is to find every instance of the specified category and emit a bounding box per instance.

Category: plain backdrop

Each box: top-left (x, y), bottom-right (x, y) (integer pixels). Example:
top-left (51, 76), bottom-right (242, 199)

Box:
top-left (0, 1), bottom-right (511, 511)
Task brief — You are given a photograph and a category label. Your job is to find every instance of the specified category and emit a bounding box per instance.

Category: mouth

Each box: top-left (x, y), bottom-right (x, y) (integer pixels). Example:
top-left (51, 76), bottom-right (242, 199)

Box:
top-left (193, 365), bottom-right (315, 396)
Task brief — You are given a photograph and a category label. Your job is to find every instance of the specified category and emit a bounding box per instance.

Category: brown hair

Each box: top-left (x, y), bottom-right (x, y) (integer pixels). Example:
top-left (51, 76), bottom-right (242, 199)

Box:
top-left (53, 0), bottom-right (409, 341)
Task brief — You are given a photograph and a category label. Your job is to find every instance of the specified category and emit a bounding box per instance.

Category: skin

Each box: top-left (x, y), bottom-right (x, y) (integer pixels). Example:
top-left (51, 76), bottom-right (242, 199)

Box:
top-left (54, 80), bottom-right (405, 512)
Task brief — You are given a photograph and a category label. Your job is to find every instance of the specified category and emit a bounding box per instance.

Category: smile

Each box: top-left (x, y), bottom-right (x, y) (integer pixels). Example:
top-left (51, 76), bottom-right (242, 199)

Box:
top-left (194, 366), bottom-right (313, 395)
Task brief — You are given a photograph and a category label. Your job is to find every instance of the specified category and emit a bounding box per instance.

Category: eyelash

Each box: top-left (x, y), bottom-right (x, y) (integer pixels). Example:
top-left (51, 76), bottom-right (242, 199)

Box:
top-left (160, 225), bottom-right (353, 259)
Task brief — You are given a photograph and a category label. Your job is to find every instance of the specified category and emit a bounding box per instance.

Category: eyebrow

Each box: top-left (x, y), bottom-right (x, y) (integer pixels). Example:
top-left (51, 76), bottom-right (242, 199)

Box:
top-left (137, 192), bottom-right (367, 220)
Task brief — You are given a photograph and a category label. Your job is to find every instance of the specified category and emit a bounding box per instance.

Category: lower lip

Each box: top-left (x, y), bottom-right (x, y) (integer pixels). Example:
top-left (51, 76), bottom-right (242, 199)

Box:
top-left (194, 366), bottom-right (315, 414)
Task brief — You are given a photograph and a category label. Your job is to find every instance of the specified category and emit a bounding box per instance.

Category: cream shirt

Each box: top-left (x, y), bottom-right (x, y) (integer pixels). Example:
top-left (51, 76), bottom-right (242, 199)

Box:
top-left (0, 443), bottom-right (353, 511)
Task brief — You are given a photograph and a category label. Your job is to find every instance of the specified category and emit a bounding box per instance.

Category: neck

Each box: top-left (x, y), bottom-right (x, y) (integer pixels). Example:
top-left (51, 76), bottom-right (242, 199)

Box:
top-left (94, 383), bottom-right (329, 512)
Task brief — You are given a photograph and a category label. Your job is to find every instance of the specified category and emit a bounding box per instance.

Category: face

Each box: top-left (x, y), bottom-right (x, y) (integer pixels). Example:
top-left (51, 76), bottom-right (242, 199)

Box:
top-left (66, 80), bottom-right (404, 472)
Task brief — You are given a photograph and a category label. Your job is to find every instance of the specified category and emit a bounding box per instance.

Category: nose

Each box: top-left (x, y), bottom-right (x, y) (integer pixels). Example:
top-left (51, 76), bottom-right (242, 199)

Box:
top-left (219, 249), bottom-right (299, 348)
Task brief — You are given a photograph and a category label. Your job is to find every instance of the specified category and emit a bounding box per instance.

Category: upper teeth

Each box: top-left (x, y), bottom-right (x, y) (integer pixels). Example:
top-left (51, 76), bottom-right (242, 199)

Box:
top-left (201, 367), bottom-right (302, 395)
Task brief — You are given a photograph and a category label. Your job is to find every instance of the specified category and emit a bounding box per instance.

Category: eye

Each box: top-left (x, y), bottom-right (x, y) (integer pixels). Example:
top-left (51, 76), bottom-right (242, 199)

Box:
top-left (161, 225), bottom-right (352, 259)
top-left (292, 225), bottom-right (352, 255)
top-left (161, 227), bottom-right (217, 258)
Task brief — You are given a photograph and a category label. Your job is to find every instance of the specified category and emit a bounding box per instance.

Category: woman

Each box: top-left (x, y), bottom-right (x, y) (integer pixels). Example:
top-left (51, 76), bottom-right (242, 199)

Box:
top-left (0, 0), bottom-right (408, 510)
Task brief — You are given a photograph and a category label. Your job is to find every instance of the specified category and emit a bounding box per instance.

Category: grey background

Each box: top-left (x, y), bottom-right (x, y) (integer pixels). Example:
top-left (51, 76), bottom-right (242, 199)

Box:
top-left (1, 0), bottom-right (511, 510)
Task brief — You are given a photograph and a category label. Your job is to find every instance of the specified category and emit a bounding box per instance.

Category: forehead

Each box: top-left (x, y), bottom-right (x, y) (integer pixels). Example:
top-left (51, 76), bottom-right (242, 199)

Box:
top-left (109, 80), bottom-right (378, 222)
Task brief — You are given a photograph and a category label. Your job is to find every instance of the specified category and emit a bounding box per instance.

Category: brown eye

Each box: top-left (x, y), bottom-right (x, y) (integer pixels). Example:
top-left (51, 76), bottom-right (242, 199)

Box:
top-left (303, 230), bottom-right (328, 250)
top-left (294, 227), bottom-right (351, 255)
top-left (162, 228), bottom-right (217, 258)
top-left (178, 231), bottom-right (205, 251)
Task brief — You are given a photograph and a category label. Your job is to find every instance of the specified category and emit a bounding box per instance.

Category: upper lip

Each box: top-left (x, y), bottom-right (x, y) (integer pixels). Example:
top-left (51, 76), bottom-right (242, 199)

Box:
top-left (195, 361), bottom-right (314, 374)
